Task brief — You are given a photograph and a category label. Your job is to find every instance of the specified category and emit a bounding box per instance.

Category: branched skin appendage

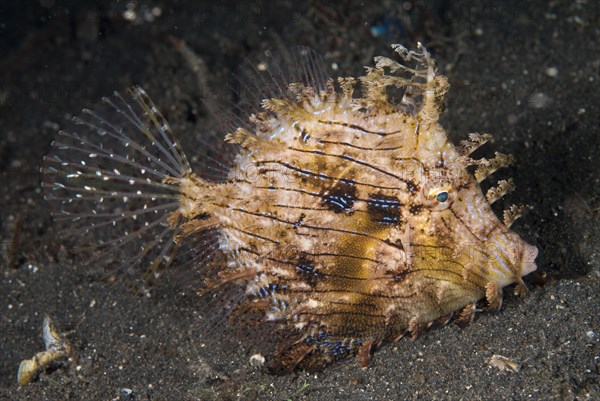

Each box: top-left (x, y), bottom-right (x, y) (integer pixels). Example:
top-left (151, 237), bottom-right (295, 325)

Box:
top-left (176, 43), bottom-right (538, 372)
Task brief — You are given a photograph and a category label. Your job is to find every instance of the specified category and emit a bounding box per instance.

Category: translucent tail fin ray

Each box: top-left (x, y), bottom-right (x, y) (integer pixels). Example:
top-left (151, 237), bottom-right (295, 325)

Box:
top-left (42, 86), bottom-right (194, 286)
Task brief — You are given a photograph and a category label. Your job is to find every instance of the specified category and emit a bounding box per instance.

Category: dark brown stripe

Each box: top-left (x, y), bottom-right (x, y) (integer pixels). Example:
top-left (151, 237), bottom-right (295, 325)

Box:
top-left (317, 120), bottom-right (404, 136)
top-left (301, 223), bottom-right (405, 252)
top-left (273, 203), bottom-right (328, 212)
top-left (318, 139), bottom-right (403, 152)
top-left (256, 160), bottom-right (400, 190)
top-left (297, 310), bottom-right (387, 319)
top-left (330, 300), bottom-right (377, 309)
top-left (450, 209), bottom-right (485, 243)
top-left (261, 255), bottom-right (378, 282)
top-left (288, 147), bottom-right (412, 187)
top-left (226, 226), bottom-right (280, 244)
top-left (304, 251), bottom-right (379, 264)
top-left (284, 286), bottom-right (417, 300)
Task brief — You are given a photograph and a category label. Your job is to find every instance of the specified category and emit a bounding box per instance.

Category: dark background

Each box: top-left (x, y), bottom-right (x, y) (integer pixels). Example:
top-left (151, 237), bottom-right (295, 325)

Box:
top-left (1, 1), bottom-right (598, 400)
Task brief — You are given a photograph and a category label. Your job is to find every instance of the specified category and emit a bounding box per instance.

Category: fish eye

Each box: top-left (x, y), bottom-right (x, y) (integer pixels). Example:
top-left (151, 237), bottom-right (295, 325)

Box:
top-left (435, 191), bottom-right (449, 203)
top-left (422, 184), bottom-right (455, 211)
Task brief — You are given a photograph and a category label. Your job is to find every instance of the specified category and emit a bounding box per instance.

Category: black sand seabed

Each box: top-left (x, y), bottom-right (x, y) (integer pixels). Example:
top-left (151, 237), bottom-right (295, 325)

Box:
top-left (0, 1), bottom-right (598, 400)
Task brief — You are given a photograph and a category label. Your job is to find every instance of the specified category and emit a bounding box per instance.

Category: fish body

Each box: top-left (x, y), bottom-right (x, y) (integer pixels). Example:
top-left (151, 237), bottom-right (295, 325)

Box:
top-left (43, 43), bottom-right (538, 373)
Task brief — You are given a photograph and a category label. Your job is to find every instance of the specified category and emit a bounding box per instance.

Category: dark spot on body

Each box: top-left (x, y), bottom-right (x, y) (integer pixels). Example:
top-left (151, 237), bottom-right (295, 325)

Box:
top-left (436, 154), bottom-right (445, 168)
top-left (406, 180), bottom-right (417, 193)
top-left (258, 168), bottom-right (278, 177)
top-left (296, 258), bottom-right (319, 287)
top-left (457, 180), bottom-right (471, 191)
top-left (409, 204), bottom-right (423, 215)
top-left (321, 181), bottom-right (357, 213)
top-left (300, 128), bottom-right (310, 143)
top-left (256, 283), bottom-right (279, 300)
top-left (393, 270), bottom-right (410, 282)
top-left (367, 193), bottom-right (402, 225)
top-left (293, 213), bottom-right (306, 229)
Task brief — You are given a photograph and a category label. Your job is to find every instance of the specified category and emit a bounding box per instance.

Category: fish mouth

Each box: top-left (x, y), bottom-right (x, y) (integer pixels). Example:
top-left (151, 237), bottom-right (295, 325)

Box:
top-left (519, 242), bottom-right (538, 277)
top-left (488, 232), bottom-right (538, 288)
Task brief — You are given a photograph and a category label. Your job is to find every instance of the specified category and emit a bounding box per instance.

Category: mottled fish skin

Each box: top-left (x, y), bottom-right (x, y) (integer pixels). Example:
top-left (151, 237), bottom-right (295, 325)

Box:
top-left (43, 43), bottom-right (538, 373)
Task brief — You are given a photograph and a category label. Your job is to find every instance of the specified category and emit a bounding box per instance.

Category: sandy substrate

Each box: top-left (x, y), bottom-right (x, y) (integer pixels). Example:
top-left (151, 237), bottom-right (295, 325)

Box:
top-left (1, 1), bottom-right (598, 400)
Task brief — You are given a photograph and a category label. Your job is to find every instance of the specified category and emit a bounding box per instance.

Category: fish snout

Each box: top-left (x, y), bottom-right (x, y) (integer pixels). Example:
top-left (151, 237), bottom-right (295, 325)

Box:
top-left (488, 231), bottom-right (538, 288)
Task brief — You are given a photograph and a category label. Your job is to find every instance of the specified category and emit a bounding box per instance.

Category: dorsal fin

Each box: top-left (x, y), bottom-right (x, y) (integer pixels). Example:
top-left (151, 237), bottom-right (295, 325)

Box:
top-left (208, 46), bottom-right (330, 136)
top-left (173, 41), bottom-right (332, 181)
top-left (236, 46), bottom-right (329, 101)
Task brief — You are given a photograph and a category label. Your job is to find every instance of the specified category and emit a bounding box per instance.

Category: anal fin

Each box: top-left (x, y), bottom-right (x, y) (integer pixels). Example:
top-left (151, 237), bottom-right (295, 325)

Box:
top-left (455, 303), bottom-right (476, 327)
top-left (485, 281), bottom-right (503, 311)
top-left (356, 339), bottom-right (374, 369)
